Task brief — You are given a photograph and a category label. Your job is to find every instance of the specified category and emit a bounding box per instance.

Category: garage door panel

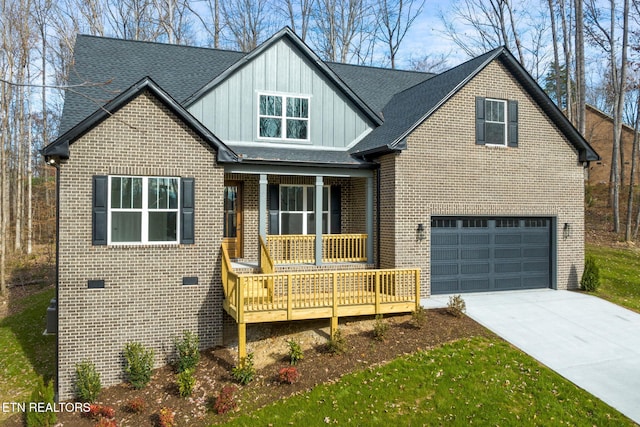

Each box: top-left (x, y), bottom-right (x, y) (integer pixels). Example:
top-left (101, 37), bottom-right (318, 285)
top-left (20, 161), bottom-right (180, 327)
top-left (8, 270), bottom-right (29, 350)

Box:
top-left (495, 248), bottom-right (521, 258)
top-left (461, 263), bottom-right (490, 275)
top-left (461, 248), bottom-right (490, 259)
top-left (495, 234), bottom-right (522, 244)
top-left (432, 234), bottom-right (458, 246)
top-left (431, 248), bottom-right (458, 261)
top-left (494, 261), bottom-right (522, 273)
top-left (460, 234), bottom-right (490, 245)
top-left (431, 217), bottom-right (551, 294)
top-left (461, 279), bottom-right (491, 291)
top-left (432, 263), bottom-right (458, 276)
top-left (495, 277), bottom-right (523, 289)
top-left (523, 247), bottom-right (549, 257)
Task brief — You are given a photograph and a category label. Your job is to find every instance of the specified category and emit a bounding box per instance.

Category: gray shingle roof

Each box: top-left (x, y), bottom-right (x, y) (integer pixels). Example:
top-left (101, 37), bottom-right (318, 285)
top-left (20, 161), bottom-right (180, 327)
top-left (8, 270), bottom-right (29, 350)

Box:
top-left (56, 32), bottom-right (598, 165)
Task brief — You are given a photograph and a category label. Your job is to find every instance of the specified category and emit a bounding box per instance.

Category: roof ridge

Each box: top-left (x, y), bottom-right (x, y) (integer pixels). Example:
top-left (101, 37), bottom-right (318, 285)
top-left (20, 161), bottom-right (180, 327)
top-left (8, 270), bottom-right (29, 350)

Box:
top-left (327, 60), bottom-right (435, 76)
top-left (75, 34), bottom-right (243, 55)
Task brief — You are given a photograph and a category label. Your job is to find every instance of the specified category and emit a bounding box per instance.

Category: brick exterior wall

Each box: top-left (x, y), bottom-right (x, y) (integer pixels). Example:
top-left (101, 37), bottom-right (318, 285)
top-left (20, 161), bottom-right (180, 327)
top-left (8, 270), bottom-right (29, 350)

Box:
top-left (584, 105), bottom-right (636, 185)
top-left (56, 91), bottom-right (224, 399)
top-left (379, 61), bottom-right (586, 296)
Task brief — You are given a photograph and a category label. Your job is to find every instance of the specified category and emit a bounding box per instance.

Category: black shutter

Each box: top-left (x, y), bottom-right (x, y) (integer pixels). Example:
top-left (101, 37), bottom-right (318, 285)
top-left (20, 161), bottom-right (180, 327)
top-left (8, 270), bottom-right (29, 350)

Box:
top-left (181, 178), bottom-right (195, 244)
top-left (330, 185), bottom-right (341, 234)
top-left (508, 100), bottom-right (518, 147)
top-left (268, 184), bottom-right (279, 235)
top-left (475, 97), bottom-right (486, 145)
top-left (92, 175), bottom-right (108, 245)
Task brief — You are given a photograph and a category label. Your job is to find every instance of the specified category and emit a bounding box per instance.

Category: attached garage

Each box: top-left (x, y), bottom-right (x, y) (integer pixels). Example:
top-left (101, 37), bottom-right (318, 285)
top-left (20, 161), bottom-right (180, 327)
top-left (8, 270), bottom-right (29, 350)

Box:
top-left (430, 217), bottom-right (553, 294)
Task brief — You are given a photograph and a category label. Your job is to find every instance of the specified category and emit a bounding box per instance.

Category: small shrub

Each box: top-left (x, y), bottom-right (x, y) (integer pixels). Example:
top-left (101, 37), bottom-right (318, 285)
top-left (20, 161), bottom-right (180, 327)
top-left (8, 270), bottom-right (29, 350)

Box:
top-left (126, 397), bottom-right (146, 414)
top-left (231, 353), bottom-right (255, 385)
top-left (177, 368), bottom-right (196, 397)
top-left (581, 255), bottom-right (601, 292)
top-left (287, 339), bottom-right (304, 365)
top-left (95, 418), bottom-right (117, 427)
top-left (86, 404), bottom-right (115, 420)
top-left (213, 385), bottom-right (237, 414)
top-left (174, 330), bottom-right (200, 373)
top-left (278, 366), bottom-right (300, 384)
top-left (123, 342), bottom-right (155, 389)
top-left (411, 306), bottom-right (428, 329)
top-left (326, 329), bottom-right (346, 355)
top-left (75, 360), bottom-right (101, 402)
top-left (25, 376), bottom-right (56, 427)
top-left (157, 407), bottom-right (175, 427)
top-left (373, 314), bottom-right (388, 341)
top-left (447, 294), bottom-right (466, 318)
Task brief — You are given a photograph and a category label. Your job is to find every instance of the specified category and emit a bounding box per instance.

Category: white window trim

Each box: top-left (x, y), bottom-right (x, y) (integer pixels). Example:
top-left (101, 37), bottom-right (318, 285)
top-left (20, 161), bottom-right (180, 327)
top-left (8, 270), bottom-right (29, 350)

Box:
top-left (485, 98), bottom-right (507, 146)
top-left (107, 176), bottom-right (181, 245)
top-left (279, 184), bottom-right (330, 235)
top-left (257, 92), bottom-right (311, 143)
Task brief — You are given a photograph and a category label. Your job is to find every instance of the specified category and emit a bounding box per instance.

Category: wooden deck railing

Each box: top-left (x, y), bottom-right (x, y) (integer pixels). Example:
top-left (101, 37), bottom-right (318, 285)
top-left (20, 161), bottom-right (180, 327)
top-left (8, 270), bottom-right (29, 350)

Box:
top-left (259, 235), bottom-right (275, 274)
top-left (223, 268), bottom-right (420, 325)
top-left (266, 234), bottom-right (368, 264)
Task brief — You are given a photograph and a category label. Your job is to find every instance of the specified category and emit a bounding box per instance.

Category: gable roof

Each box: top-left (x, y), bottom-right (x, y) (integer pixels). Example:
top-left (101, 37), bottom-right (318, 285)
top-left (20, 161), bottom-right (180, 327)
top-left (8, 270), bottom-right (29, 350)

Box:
top-left (183, 27), bottom-right (383, 126)
top-left (350, 47), bottom-right (599, 162)
top-left (55, 32), bottom-right (598, 166)
top-left (43, 77), bottom-right (238, 163)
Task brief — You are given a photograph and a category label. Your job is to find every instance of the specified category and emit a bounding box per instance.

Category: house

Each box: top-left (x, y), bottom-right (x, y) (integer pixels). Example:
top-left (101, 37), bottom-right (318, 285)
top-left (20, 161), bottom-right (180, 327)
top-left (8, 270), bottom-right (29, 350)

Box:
top-left (585, 104), bottom-right (638, 185)
top-left (42, 28), bottom-right (598, 400)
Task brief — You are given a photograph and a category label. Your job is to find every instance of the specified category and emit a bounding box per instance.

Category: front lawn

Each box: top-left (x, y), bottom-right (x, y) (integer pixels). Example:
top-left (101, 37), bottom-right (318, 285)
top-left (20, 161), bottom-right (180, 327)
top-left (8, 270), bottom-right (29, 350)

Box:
top-left (0, 287), bottom-right (56, 424)
top-left (221, 336), bottom-right (632, 426)
top-left (586, 244), bottom-right (640, 313)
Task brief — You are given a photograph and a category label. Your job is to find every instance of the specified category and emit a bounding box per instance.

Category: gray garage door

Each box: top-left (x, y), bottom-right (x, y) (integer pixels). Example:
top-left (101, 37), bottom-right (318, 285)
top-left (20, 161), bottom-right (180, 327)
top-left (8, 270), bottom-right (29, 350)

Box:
top-left (431, 217), bottom-right (551, 294)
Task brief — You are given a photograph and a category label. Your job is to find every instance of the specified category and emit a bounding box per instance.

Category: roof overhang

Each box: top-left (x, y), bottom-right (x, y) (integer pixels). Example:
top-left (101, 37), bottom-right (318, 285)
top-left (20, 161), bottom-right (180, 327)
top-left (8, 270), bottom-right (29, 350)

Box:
top-left (41, 77), bottom-right (239, 163)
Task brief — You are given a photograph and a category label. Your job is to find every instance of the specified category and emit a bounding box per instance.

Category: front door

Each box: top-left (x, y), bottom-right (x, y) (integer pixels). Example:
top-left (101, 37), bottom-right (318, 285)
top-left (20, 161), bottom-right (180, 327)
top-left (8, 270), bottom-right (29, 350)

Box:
top-left (223, 181), bottom-right (243, 259)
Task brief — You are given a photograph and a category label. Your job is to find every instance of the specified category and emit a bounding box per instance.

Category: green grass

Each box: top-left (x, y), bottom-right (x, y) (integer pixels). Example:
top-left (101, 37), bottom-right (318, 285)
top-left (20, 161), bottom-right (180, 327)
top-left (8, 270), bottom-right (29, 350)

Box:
top-left (0, 287), bottom-right (56, 423)
top-left (586, 244), bottom-right (640, 313)
top-left (218, 337), bottom-right (633, 426)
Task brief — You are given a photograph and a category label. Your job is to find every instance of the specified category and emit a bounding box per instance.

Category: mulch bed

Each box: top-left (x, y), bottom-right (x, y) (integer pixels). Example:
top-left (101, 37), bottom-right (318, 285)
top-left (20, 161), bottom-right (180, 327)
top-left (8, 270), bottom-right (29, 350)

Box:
top-left (4, 309), bottom-right (492, 426)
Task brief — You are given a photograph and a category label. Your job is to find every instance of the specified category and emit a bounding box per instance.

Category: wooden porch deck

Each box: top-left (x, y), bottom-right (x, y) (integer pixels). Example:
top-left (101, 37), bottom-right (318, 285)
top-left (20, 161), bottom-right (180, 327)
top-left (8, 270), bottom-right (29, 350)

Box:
top-left (222, 240), bottom-right (420, 359)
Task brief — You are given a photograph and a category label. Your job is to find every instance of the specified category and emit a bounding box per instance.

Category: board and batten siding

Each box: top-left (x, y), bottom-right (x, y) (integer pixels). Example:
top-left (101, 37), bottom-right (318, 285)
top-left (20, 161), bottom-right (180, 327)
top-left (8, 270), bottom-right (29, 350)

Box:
top-left (188, 38), bottom-right (374, 148)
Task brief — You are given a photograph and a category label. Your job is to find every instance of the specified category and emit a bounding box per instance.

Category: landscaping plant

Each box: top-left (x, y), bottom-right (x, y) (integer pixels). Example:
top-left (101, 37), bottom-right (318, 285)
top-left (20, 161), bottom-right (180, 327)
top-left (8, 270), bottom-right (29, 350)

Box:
top-left (75, 359), bottom-right (101, 402)
top-left (174, 330), bottom-right (200, 373)
top-left (447, 294), bottom-right (466, 317)
top-left (327, 329), bottom-right (347, 355)
top-left (157, 407), bottom-right (175, 427)
top-left (125, 397), bottom-right (146, 414)
top-left (411, 306), bottom-right (428, 329)
top-left (123, 342), bottom-right (155, 389)
top-left (213, 385), bottom-right (237, 414)
top-left (581, 255), bottom-right (601, 292)
top-left (278, 366), bottom-right (300, 384)
top-left (287, 339), bottom-right (304, 365)
top-left (177, 368), bottom-right (196, 397)
top-left (25, 376), bottom-right (56, 427)
top-left (231, 353), bottom-right (256, 385)
top-left (373, 314), bottom-right (388, 341)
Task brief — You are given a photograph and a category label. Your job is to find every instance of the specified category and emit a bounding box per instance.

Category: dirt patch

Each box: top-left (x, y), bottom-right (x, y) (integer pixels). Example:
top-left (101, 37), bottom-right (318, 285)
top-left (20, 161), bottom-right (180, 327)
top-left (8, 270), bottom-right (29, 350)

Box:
top-left (4, 309), bottom-right (491, 427)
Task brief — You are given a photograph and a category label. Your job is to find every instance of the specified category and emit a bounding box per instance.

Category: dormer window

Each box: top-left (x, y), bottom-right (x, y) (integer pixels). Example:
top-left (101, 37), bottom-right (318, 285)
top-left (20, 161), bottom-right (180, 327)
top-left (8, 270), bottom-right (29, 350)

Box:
top-left (259, 93), bottom-right (309, 141)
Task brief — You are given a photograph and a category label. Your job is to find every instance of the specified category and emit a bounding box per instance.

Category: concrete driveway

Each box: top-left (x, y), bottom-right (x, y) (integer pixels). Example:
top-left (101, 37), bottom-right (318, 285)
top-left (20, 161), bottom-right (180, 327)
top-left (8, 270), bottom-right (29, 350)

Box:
top-left (421, 289), bottom-right (640, 424)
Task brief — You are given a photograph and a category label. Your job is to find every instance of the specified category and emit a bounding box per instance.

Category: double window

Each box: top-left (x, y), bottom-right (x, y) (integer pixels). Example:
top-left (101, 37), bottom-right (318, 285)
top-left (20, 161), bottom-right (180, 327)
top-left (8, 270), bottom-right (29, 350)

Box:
top-left (259, 94), bottom-right (309, 141)
top-left (279, 185), bottom-right (329, 234)
top-left (108, 176), bottom-right (179, 244)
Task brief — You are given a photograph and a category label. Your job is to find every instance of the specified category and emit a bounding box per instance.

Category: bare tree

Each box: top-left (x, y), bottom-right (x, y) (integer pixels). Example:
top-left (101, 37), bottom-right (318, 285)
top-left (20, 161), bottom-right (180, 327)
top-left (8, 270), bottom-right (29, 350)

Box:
top-left (105, 0), bottom-right (161, 41)
top-left (376, 0), bottom-right (424, 69)
top-left (188, 0), bottom-right (223, 47)
top-left (221, 0), bottom-right (273, 52)
top-left (440, 0), bottom-right (528, 65)
top-left (278, 0), bottom-right (315, 41)
top-left (408, 52), bottom-right (449, 73)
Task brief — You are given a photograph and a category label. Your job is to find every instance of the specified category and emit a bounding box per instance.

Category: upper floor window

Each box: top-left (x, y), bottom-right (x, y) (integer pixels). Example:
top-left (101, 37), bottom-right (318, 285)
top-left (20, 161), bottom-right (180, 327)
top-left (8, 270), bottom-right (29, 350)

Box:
top-left (475, 97), bottom-right (518, 147)
top-left (109, 176), bottom-right (179, 244)
top-left (485, 99), bottom-right (506, 145)
top-left (259, 93), bottom-right (309, 141)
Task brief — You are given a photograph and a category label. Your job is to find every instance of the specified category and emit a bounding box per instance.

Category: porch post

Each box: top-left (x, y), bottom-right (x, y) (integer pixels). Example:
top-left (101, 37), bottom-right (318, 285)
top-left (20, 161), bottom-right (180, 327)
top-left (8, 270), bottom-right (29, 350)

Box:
top-left (366, 175), bottom-right (374, 264)
top-left (315, 175), bottom-right (323, 266)
top-left (258, 174), bottom-right (267, 238)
